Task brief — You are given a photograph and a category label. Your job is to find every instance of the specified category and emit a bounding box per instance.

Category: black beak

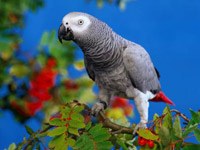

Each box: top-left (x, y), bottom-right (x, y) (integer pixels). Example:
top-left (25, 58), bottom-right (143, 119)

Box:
top-left (58, 24), bottom-right (65, 43)
top-left (58, 24), bottom-right (74, 44)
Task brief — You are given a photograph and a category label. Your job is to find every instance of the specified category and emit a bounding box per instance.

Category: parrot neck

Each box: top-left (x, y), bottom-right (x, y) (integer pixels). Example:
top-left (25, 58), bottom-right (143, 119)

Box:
top-left (77, 30), bottom-right (129, 71)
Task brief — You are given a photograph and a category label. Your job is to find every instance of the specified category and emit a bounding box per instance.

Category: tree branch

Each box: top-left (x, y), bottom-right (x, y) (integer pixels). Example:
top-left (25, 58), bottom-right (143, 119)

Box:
top-left (171, 109), bottom-right (190, 123)
top-left (98, 111), bottom-right (134, 134)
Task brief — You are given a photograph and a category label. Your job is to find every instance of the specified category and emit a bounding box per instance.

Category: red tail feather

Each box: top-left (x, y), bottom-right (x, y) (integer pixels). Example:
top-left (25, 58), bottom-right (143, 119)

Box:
top-left (149, 91), bottom-right (175, 105)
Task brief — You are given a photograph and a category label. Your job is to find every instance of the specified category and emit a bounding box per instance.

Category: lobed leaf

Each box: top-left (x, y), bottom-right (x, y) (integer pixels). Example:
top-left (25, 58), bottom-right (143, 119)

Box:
top-left (159, 126), bottom-right (171, 146)
top-left (71, 113), bottom-right (84, 122)
top-left (162, 106), bottom-right (173, 129)
top-left (68, 127), bottom-right (79, 136)
top-left (49, 118), bottom-right (66, 126)
top-left (96, 141), bottom-right (113, 150)
top-left (88, 124), bottom-right (103, 136)
top-left (49, 134), bottom-right (68, 150)
top-left (67, 137), bottom-right (76, 147)
top-left (93, 133), bottom-right (111, 142)
top-left (69, 119), bottom-right (85, 128)
top-left (47, 127), bottom-right (66, 137)
top-left (137, 129), bottom-right (159, 141)
top-left (173, 115), bottom-right (182, 138)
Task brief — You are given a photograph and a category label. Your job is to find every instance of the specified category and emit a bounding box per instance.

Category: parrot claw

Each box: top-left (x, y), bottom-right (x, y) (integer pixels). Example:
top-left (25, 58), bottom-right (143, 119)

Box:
top-left (91, 102), bottom-right (105, 116)
top-left (133, 122), bottom-right (147, 135)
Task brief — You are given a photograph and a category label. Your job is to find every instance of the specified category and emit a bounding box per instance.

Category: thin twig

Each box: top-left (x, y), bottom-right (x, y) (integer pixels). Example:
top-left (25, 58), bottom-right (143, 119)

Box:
top-left (171, 109), bottom-right (190, 123)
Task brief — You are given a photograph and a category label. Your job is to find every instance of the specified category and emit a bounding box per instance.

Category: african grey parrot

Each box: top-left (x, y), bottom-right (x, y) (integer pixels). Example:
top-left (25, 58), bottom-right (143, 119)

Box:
top-left (58, 12), bottom-right (174, 132)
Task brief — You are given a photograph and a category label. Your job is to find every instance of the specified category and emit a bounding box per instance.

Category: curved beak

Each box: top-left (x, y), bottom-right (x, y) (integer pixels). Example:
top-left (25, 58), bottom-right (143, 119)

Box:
top-left (58, 24), bottom-right (74, 44)
top-left (58, 24), bottom-right (66, 43)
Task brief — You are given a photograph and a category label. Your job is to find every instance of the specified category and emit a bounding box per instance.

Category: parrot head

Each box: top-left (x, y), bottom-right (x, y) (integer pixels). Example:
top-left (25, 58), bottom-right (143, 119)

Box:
top-left (58, 12), bottom-right (109, 45)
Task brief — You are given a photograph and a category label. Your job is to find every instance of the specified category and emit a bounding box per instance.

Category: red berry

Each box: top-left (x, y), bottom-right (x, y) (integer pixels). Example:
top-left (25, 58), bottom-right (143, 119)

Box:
top-left (147, 140), bottom-right (154, 148)
top-left (65, 80), bottom-right (79, 90)
top-left (67, 117), bottom-right (71, 121)
top-left (124, 105), bottom-right (133, 116)
top-left (138, 137), bottom-right (147, 146)
top-left (111, 97), bottom-right (128, 108)
top-left (46, 58), bottom-right (57, 68)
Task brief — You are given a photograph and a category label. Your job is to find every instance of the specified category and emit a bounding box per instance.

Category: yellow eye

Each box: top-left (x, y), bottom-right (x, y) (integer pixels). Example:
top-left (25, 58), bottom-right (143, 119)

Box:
top-left (78, 19), bottom-right (84, 25)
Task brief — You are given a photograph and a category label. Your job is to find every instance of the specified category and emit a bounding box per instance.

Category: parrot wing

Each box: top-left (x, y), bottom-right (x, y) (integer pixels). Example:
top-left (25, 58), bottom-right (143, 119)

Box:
top-left (84, 57), bottom-right (95, 81)
top-left (123, 45), bottom-right (161, 94)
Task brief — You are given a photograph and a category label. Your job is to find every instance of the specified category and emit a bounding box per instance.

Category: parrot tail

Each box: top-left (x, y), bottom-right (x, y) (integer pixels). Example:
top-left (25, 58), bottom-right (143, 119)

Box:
top-left (149, 91), bottom-right (175, 105)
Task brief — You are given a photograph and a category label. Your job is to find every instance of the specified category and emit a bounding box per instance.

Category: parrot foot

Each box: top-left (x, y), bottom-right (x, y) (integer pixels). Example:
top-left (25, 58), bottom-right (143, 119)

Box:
top-left (91, 102), bottom-right (105, 116)
top-left (133, 122), bottom-right (147, 135)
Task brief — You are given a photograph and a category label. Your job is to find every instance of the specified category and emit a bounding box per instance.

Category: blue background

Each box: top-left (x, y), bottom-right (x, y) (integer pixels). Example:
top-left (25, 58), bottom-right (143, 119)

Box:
top-left (1, 0), bottom-right (200, 148)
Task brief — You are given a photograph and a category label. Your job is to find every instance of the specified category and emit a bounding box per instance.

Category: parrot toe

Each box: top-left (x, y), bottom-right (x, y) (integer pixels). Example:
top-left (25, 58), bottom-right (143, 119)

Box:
top-left (91, 102), bottom-right (105, 116)
top-left (133, 122), bottom-right (147, 135)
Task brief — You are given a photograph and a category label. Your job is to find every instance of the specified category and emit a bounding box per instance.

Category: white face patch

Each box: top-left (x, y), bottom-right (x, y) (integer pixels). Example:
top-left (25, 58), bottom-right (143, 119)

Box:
top-left (62, 14), bottom-right (91, 33)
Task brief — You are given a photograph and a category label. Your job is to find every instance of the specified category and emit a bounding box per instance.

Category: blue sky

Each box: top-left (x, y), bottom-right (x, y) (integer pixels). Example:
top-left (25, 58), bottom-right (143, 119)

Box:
top-left (1, 0), bottom-right (200, 148)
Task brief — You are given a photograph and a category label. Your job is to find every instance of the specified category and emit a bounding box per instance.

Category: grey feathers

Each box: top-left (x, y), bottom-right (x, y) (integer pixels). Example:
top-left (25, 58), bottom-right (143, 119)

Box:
top-left (123, 45), bottom-right (161, 94)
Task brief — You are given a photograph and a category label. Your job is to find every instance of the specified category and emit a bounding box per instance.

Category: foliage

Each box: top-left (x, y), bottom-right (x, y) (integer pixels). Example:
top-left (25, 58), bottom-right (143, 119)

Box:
top-left (9, 102), bottom-right (200, 149)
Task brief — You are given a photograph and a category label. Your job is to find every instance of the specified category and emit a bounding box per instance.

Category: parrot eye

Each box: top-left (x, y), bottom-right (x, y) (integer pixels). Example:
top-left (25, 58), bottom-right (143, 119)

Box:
top-left (78, 19), bottom-right (84, 25)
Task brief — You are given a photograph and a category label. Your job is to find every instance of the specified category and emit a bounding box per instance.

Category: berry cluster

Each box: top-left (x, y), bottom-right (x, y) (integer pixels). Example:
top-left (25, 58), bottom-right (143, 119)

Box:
top-left (10, 58), bottom-right (57, 117)
top-left (138, 136), bottom-right (154, 149)
top-left (110, 97), bottom-right (133, 116)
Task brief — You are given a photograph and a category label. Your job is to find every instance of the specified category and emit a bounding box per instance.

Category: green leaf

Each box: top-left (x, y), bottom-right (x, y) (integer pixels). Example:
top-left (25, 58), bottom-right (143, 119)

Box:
top-left (40, 31), bottom-right (49, 46)
top-left (73, 105), bottom-right (84, 113)
top-left (93, 133), bottom-right (111, 142)
top-left (49, 118), bottom-right (66, 126)
top-left (75, 134), bottom-right (93, 149)
top-left (75, 123), bottom-right (113, 150)
top-left (153, 113), bottom-right (159, 121)
top-left (48, 127), bottom-right (66, 137)
top-left (69, 119), bottom-right (85, 128)
top-left (183, 143), bottom-right (200, 150)
top-left (137, 129), bottom-right (159, 140)
top-left (85, 122), bottom-right (92, 131)
top-left (10, 64), bottom-right (30, 77)
top-left (159, 126), bottom-right (171, 146)
top-left (173, 115), bottom-right (182, 138)
top-left (89, 124), bottom-right (103, 136)
top-left (189, 109), bottom-right (200, 124)
top-left (153, 113), bottom-right (160, 134)
top-left (61, 106), bottom-right (71, 118)
top-left (25, 125), bottom-right (34, 135)
top-left (194, 128), bottom-right (200, 142)
top-left (96, 141), bottom-right (113, 149)
top-left (162, 106), bottom-right (173, 129)
top-left (71, 113), bottom-right (84, 122)
top-left (68, 127), bottom-right (79, 136)
top-left (37, 131), bottom-right (48, 138)
top-left (8, 143), bottom-right (16, 150)
top-left (183, 123), bottom-right (198, 138)
top-left (49, 134), bottom-right (68, 150)
top-left (67, 137), bottom-right (76, 147)
top-left (117, 139), bottom-right (129, 150)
